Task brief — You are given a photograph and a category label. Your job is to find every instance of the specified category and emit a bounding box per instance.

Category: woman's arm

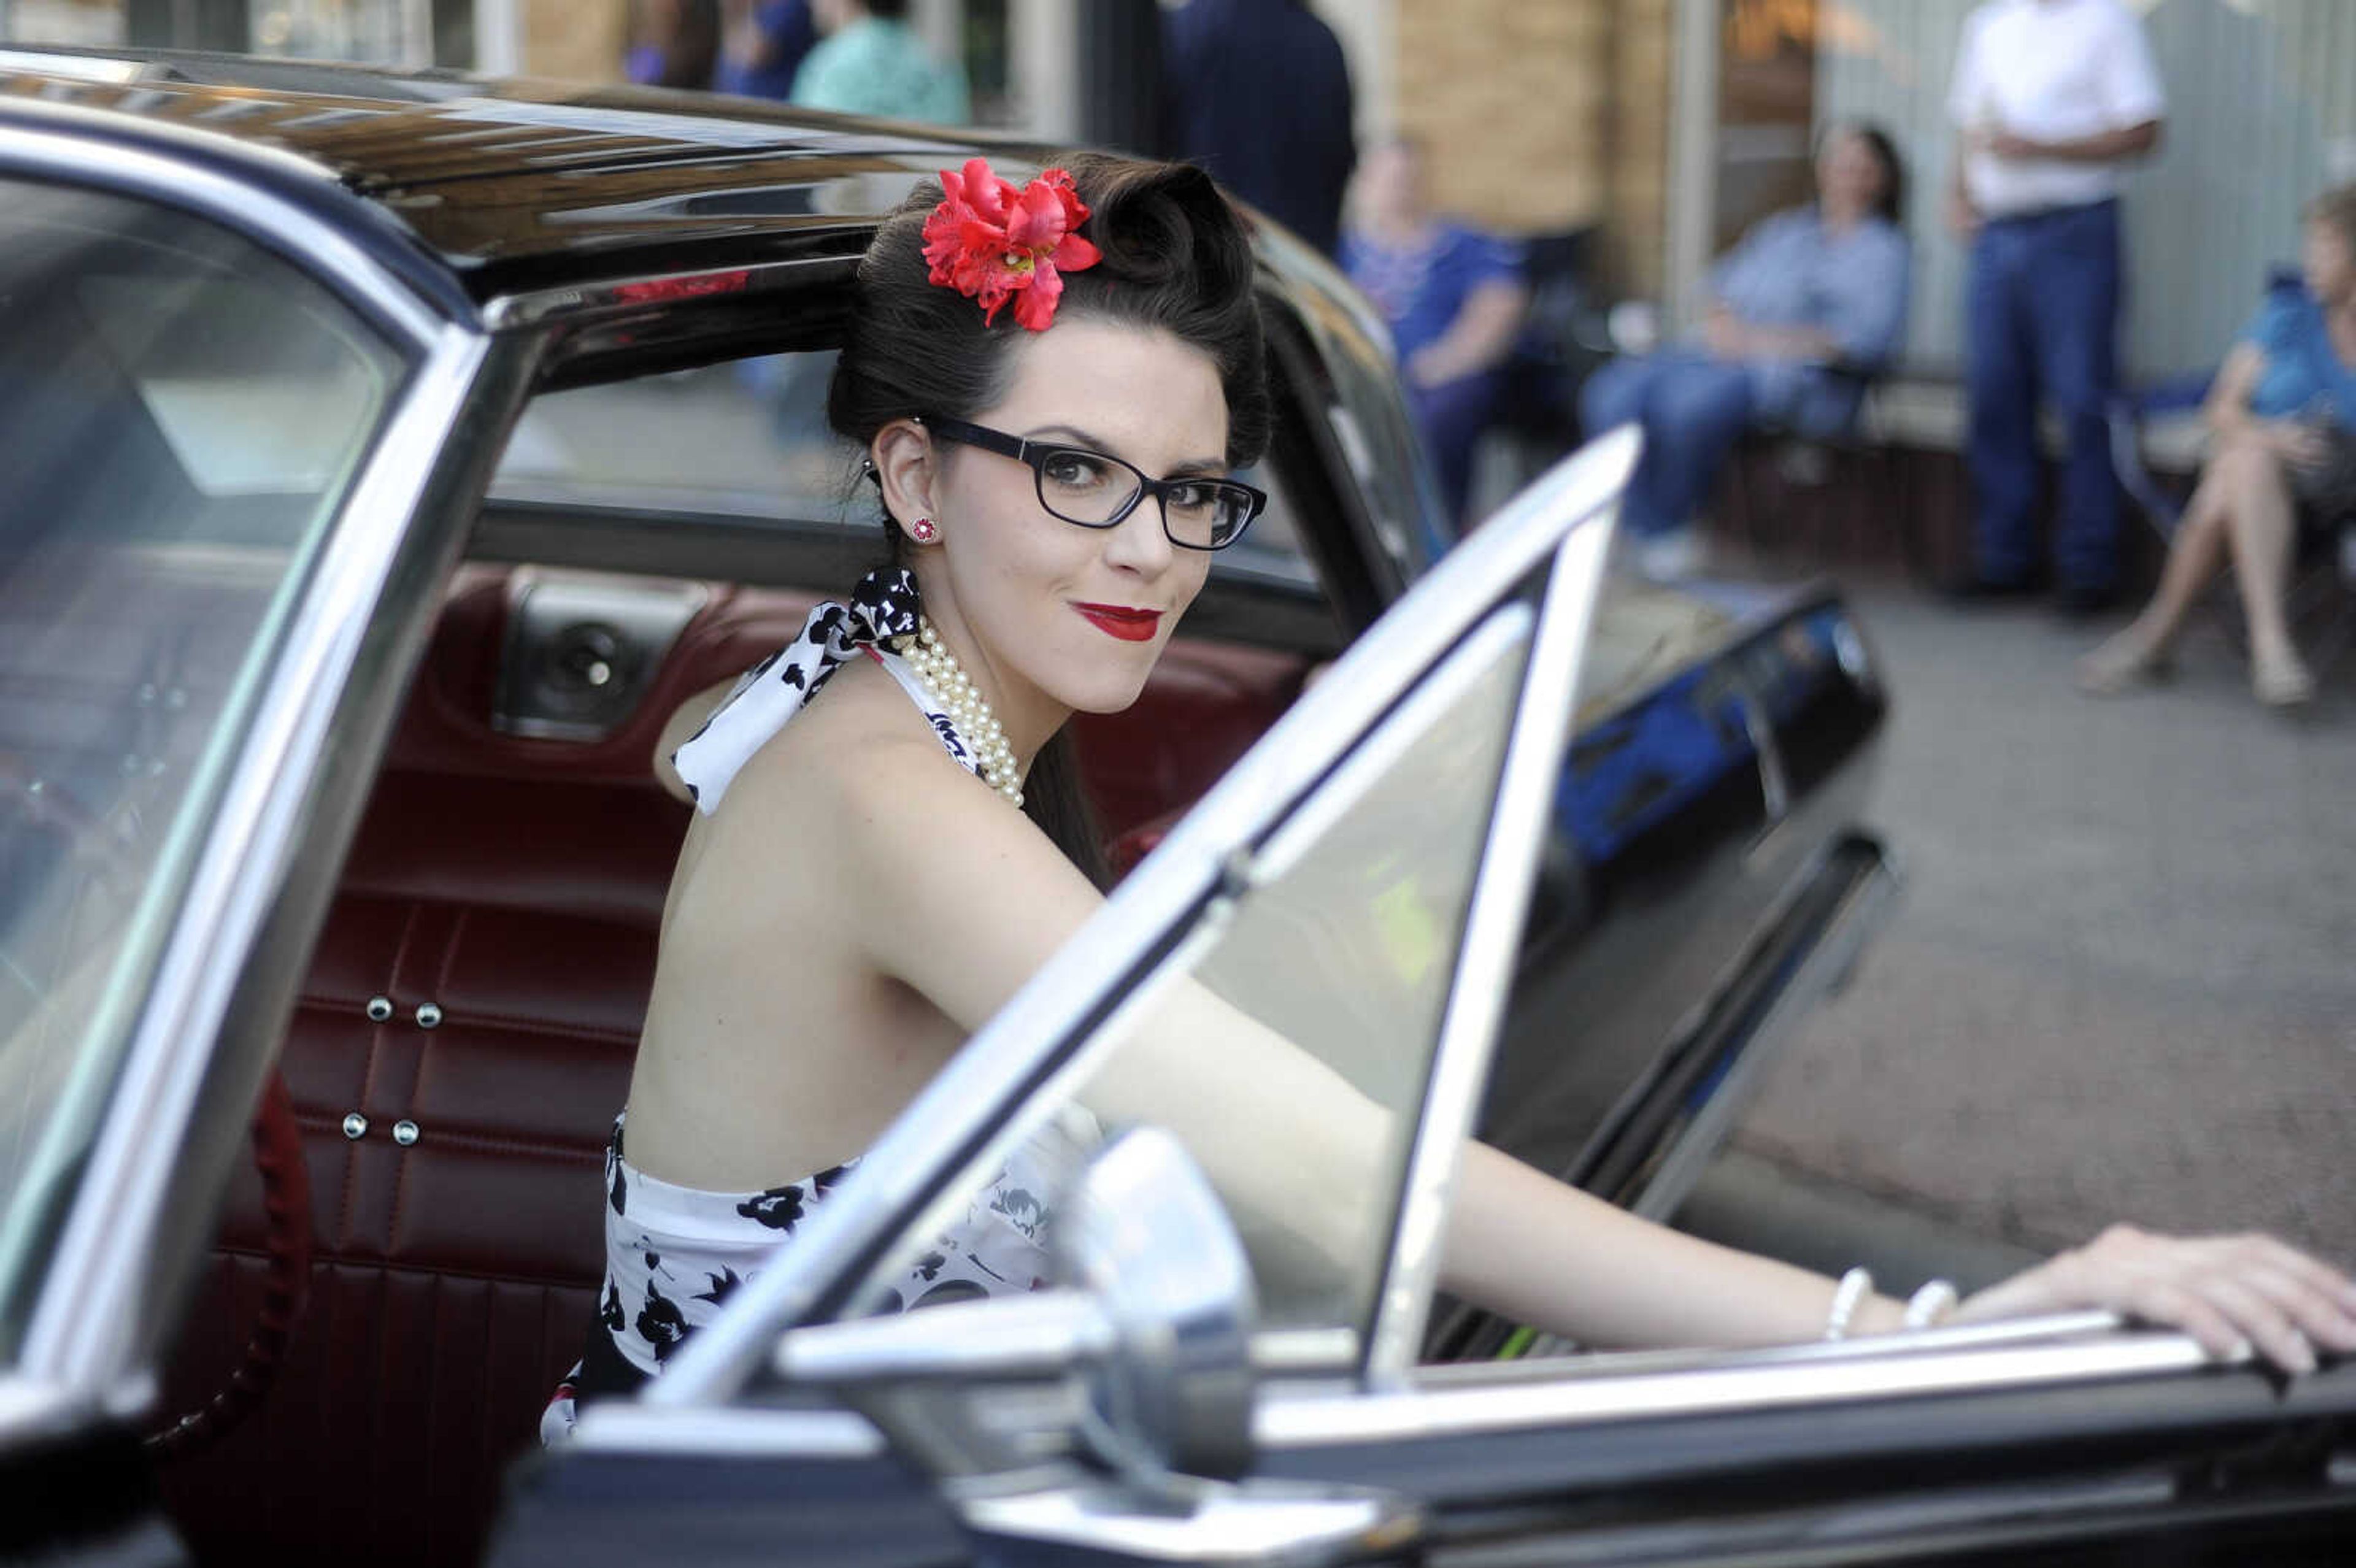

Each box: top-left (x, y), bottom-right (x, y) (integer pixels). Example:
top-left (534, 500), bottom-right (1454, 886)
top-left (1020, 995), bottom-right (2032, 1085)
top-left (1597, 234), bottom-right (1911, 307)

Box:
top-left (1714, 226), bottom-right (1909, 372)
top-left (1407, 279), bottom-right (1531, 388)
top-left (798, 707), bottom-right (2356, 1366)
top-left (1984, 120), bottom-right (2161, 166)
top-left (2203, 342), bottom-right (2330, 467)
top-left (1447, 1142), bottom-right (1906, 1345)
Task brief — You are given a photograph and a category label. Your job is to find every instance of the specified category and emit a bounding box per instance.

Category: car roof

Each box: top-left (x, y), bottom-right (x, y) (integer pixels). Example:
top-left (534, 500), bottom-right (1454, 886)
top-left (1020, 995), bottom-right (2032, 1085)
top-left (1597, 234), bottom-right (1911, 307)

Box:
top-left (0, 45), bottom-right (1053, 310)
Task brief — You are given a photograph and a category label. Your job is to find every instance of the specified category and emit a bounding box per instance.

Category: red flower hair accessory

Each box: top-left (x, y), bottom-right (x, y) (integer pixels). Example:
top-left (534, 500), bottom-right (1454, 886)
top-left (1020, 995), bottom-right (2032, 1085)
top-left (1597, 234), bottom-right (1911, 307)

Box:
top-left (920, 157), bottom-right (1103, 332)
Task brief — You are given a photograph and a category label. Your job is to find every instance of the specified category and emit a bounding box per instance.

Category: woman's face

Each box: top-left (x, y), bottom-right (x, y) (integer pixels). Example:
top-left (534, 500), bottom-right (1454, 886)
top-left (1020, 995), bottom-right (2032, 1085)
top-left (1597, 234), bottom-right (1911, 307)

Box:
top-left (1817, 129), bottom-right (1886, 221)
top-left (2302, 218), bottom-right (2355, 304)
top-left (915, 318), bottom-right (1227, 721)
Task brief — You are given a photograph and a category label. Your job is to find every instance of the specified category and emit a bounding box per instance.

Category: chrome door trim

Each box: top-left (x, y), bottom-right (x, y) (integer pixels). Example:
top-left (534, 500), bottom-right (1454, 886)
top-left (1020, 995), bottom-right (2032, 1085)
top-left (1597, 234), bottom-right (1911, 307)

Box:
top-left (649, 428), bottom-right (1645, 1409)
top-left (0, 1375), bottom-right (86, 1448)
top-left (13, 326), bottom-right (491, 1398)
top-left (1258, 1324), bottom-right (2250, 1449)
top-left (1620, 836), bottom-right (1896, 1227)
top-left (1362, 515), bottom-right (1614, 1386)
top-left (0, 105), bottom-right (452, 346)
top-left (571, 1404), bottom-right (888, 1461)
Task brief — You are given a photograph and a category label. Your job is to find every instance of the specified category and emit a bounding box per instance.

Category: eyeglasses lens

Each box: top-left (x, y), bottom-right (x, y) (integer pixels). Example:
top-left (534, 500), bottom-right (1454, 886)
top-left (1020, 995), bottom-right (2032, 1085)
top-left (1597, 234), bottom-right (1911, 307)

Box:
top-left (1036, 448), bottom-right (1251, 548)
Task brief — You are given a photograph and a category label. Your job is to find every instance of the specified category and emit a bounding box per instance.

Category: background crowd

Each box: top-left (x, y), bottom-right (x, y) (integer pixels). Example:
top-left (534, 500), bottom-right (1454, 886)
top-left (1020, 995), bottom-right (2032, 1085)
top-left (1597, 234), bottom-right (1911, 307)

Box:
top-left (611, 0), bottom-right (2354, 713)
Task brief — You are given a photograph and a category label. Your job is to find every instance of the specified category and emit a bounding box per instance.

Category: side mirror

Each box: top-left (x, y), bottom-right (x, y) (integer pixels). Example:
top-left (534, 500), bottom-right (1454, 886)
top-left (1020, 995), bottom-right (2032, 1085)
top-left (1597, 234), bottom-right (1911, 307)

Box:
top-left (774, 1124), bottom-right (1258, 1482)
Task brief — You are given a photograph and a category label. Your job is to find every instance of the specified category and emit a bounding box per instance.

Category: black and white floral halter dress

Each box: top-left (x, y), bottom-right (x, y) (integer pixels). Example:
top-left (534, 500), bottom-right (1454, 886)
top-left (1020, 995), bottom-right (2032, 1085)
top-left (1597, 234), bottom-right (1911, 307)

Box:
top-left (541, 569), bottom-right (1100, 1445)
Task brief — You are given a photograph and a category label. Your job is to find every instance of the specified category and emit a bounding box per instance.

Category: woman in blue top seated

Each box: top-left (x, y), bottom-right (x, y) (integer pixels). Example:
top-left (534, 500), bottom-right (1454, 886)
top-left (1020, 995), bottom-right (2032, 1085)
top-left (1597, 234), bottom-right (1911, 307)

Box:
top-left (1342, 139), bottom-right (1531, 530)
top-left (1580, 121), bottom-right (1911, 578)
top-left (2081, 185), bottom-right (2356, 708)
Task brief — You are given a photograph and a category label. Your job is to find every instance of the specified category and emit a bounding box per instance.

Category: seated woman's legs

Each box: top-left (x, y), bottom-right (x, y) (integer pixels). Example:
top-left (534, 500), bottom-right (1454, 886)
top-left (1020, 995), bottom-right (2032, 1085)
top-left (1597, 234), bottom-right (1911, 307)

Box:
top-left (1412, 372), bottom-right (1502, 528)
top-left (2080, 433), bottom-right (2312, 704)
top-left (1579, 354), bottom-right (1678, 537)
top-left (1640, 359), bottom-right (1755, 532)
top-left (2217, 438), bottom-right (2315, 703)
top-left (1580, 353), bottom-right (1754, 549)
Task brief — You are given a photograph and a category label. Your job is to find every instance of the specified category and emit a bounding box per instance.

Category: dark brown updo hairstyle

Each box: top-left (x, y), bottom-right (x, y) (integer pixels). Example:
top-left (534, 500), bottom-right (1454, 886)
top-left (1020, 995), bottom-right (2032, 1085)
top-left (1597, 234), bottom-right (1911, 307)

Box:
top-left (827, 152), bottom-right (1270, 886)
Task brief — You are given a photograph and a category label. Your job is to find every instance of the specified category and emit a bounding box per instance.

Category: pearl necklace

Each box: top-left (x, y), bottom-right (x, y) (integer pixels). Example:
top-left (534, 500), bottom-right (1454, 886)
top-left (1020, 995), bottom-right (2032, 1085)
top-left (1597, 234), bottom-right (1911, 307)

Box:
top-left (895, 617), bottom-right (1025, 809)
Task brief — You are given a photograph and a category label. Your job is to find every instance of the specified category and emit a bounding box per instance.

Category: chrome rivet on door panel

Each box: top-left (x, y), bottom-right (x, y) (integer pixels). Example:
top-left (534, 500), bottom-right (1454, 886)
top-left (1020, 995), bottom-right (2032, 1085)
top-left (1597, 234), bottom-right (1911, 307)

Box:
top-left (392, 1120), bottom-right (420, 1147)
top-left (342, 1113), bottom-right (368, 1140)
top-left (415, 1002), bottom-right (443, 1029)
top-left (365, 996), bottom-right (393, 1022)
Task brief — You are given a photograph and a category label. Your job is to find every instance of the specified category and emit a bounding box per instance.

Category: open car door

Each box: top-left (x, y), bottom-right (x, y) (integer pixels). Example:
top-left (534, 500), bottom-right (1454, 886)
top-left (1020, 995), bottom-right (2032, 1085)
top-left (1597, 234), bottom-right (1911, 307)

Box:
top-left (487, 427), bottom-right (1630, 1567)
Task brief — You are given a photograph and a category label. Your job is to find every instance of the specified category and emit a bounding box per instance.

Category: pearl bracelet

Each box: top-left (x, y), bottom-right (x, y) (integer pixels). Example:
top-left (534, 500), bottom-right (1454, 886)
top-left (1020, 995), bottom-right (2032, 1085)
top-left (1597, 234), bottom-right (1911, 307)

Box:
top-left (1903, 1278), bottom-right (1960, 1331)
top-left (1823, 1266), bottom-right (1874, 1341)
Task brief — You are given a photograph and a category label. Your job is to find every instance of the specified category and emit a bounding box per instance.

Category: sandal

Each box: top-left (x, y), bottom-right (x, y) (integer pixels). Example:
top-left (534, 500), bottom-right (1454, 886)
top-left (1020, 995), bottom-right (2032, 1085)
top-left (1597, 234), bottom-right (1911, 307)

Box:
top-left (2253, 648), bottom-right (2316, 708)
top-left (2076, 628), bottom-right (2173, 696)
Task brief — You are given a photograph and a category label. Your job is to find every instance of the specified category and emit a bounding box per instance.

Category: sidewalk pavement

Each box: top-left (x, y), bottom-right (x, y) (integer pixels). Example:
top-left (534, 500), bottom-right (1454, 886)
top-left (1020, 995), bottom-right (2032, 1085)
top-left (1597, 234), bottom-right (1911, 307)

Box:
top-left (1721, 579), bottom-right (2356, 1268)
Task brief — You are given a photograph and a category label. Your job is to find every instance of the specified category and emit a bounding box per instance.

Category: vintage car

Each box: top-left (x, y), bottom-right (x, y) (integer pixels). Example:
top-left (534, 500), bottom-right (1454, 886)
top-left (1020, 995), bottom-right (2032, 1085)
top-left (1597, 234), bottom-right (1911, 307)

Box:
top-left (2, 44), bottom-right (2346, 1568)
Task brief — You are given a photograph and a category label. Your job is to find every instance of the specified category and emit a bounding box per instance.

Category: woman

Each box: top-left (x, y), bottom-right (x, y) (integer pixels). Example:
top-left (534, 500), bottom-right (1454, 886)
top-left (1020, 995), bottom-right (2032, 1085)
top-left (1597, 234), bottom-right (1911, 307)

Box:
top-left (1342, 138), bottom-right (1531, 529)
top-left (790, 0), bottom-right (967, 126)
top-left (2079, 185), bottom-right (2356, 707)
top-left (544, 153), bottom-right (2354, 1439)
top-left (1580, 121), bottom-right (1912, 579)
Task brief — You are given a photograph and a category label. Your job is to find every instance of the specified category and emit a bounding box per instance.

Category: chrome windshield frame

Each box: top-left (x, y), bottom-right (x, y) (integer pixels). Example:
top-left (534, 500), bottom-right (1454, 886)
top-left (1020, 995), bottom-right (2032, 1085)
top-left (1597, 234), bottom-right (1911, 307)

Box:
top-left (1361, 508), bottom-right (1612, 1386)
top-left (0, 117), bottom-right (491, 1402)
top-left (647, 428), bottom-right (1644, 1410)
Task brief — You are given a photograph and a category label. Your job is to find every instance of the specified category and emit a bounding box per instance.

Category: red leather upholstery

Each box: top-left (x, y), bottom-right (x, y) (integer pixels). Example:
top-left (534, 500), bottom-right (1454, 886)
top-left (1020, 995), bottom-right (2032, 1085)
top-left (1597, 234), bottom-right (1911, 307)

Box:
top-left (158, 566), bottom-right (1305, 1568)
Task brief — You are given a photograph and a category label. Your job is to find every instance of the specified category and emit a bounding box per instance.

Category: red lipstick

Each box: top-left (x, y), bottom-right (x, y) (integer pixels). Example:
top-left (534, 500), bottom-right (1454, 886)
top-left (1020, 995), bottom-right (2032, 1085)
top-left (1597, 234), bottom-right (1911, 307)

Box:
top-left (1073, 602), bottom-right (1163, 642)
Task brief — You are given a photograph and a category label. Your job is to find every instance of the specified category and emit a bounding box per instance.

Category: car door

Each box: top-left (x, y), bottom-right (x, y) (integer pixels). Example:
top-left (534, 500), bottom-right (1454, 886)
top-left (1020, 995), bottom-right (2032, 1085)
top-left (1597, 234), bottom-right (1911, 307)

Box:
top-left (485, 422), bottom-right (1633, 1568)
top-left (1255, 1323), bottom-right (2356, 1565)
top-left (0, 123), bottom-right (525, 1563)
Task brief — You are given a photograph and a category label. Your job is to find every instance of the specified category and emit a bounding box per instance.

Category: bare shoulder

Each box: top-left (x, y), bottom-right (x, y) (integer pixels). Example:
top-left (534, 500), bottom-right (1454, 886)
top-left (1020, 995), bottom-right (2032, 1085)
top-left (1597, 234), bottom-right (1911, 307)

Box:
top-left (679, 658), bottom-right (1101, 1031)
top-left (704, 659), bottom-right (1000, 863)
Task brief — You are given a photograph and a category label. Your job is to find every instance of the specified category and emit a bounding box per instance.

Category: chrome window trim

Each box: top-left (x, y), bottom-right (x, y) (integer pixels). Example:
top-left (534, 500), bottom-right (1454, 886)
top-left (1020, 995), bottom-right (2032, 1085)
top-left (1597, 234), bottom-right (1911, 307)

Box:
top-left (649, 429), bottom-right (1646, 1409)
top-left (483, 254), bottom-right (861, 332)
top-left (0, 106), bottom-right (449, 348)
top-left (1362, 517), bottom-right (1613, 1386)
top-left (13, 326), bottom-right (491, 1396)
top-left (1257, 1324), bottom-right (2250, 1450)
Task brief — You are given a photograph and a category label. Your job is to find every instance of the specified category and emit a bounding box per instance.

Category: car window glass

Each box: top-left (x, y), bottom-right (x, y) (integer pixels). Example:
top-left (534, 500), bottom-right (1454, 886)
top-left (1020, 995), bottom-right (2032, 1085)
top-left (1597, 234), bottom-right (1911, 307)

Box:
top-left (0, 177), bottom-right (408, 1355)
top-left (846, 607), bottom-right (1531, 1345)
top-left (489, 350), bottom-right (1312, 583)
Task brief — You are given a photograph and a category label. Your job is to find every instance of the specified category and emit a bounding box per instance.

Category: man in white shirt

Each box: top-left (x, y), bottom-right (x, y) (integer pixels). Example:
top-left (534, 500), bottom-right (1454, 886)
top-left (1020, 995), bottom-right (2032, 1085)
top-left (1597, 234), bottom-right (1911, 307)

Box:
top-left (1946, 0), bottom-right (2165, 610)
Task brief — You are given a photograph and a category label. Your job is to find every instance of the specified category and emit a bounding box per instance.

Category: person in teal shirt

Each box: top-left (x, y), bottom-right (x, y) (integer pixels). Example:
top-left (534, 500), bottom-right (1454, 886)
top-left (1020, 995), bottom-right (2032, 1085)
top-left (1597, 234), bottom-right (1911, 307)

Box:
top-left (2080, 185), bottom-right (2356, 709)
top-left (793, 0), bottom-right (968, 125)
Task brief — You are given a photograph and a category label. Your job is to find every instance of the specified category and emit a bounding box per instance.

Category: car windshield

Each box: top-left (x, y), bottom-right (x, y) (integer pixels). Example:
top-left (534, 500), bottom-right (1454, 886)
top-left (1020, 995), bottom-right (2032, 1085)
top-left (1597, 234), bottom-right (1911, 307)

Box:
top-left (0, 178), bottom-right (409, 1356)
top-left (489, 350), bottom-right (1317, 586)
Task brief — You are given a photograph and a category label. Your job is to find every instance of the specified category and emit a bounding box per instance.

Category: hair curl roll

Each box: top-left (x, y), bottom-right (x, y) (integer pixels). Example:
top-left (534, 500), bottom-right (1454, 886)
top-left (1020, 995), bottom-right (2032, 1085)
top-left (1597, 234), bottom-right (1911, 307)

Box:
top-left (825, 153), bottom-right (1269, 885)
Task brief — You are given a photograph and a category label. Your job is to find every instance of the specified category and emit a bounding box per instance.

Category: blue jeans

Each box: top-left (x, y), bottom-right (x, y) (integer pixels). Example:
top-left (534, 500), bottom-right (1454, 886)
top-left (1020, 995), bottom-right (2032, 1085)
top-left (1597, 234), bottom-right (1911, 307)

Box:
top-left (1965, 199), bottom-right (2123, 591)
top-left (1578, 351), bottom-right (1755, 538)
top-left (1411, 371), bottom-right (1502, 527)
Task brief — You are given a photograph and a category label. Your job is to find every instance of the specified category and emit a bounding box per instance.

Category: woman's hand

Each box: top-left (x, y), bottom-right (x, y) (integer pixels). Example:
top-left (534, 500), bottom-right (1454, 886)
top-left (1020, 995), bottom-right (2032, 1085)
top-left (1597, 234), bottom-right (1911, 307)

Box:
top-left (1952, 1224), bottom-right (2356, 1374)
top-left (2258, 419), bottom-right (2334, 470)
top-left (1702, 305), bottom-right (1751, 359)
